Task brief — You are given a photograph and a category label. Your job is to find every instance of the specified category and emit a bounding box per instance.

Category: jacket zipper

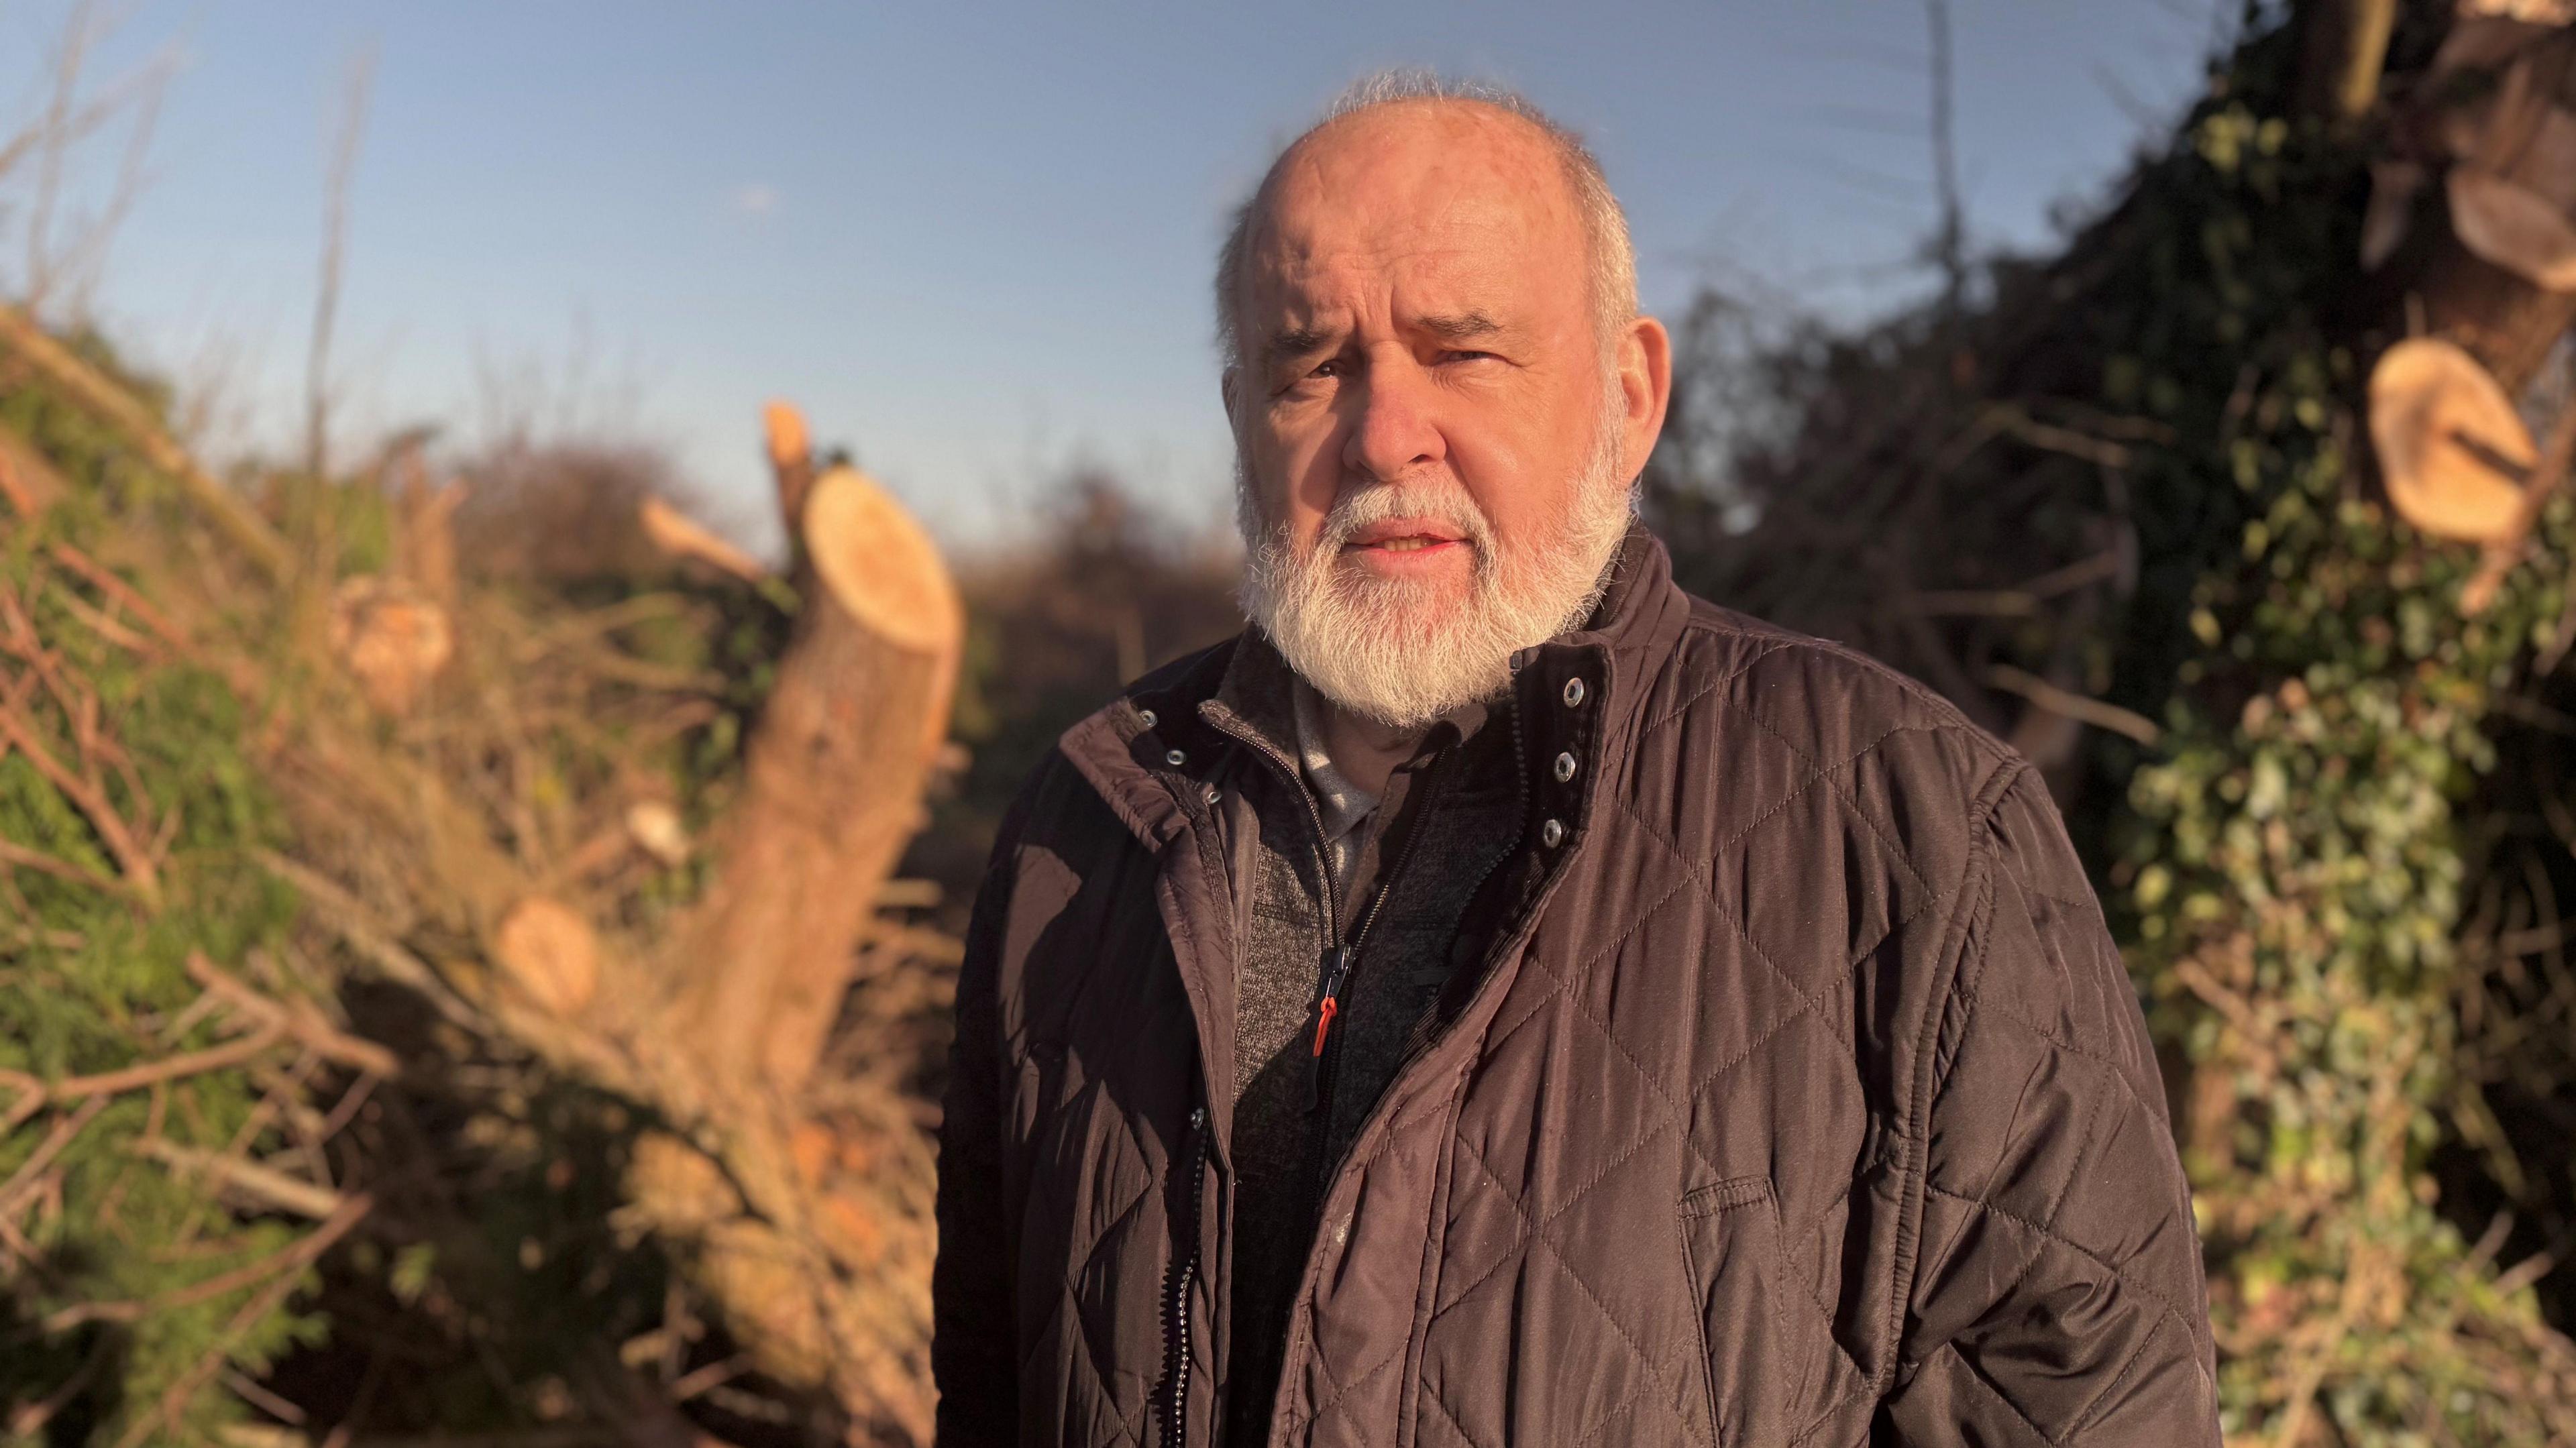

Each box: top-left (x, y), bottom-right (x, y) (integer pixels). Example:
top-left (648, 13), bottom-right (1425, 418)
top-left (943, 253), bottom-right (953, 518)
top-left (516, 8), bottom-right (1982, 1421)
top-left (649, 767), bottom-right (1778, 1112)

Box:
top-left (1201, 708), bottom-right (1451, 1115)
top-left (1317, 695), bottom-right (1535, 1186)
top-left (1307, 745), bottom-right (1450, 1115)
top-left (1196, 716), bottom-right (1347, 1109)
top-left (1159, 1101), bottom-right (1211, 1448)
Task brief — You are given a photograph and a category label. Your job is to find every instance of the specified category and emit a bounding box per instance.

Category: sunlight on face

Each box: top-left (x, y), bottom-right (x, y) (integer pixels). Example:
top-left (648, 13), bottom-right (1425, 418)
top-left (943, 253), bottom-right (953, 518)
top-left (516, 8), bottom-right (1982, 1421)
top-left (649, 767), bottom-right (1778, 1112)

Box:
top-left (1228, 101), bottom-right (1641, 726)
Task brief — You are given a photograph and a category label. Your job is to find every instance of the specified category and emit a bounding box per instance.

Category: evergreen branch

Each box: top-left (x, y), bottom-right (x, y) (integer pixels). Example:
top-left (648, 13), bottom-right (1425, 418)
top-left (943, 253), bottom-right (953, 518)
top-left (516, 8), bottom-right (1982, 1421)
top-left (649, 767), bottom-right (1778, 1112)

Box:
top-left (44, 1221), bottom-right (337, 1330)
top-left (48, 585), bottom-right (155, 656)
top-left (112, 1192), bottom-right (372, 1448)
top-left (6, 1333), bottom-right (112, 1437)
top-left (0, 1094), bottom-right (106, 1210)
top-left (0, 834), bottom-right (129, 895)
top-left (5, 1021), bottom-right (287, 1136)
top-left (0, 685), bottom-right (160, 905)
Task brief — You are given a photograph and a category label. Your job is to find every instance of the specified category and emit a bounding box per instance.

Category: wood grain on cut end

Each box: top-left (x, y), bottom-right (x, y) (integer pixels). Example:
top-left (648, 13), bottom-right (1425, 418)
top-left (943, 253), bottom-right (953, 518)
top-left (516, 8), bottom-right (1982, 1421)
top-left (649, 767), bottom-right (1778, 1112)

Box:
top-left (494, 895), bottom-right (602, 1016)
top-left (801, 465), bottom-right (963, 657)
top-left (2368, 337), bottom-right (2535, 543)
top-left (327, 576), bottom-right (456, 715)
top-left (2449, 168), bottom-right (2576, 292)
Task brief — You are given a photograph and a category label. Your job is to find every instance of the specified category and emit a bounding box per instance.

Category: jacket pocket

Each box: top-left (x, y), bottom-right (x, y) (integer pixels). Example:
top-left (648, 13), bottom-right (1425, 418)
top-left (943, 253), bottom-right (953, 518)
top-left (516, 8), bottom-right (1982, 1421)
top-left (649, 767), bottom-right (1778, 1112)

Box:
top-left (1679, 1177), bottom-right (1866, 1448)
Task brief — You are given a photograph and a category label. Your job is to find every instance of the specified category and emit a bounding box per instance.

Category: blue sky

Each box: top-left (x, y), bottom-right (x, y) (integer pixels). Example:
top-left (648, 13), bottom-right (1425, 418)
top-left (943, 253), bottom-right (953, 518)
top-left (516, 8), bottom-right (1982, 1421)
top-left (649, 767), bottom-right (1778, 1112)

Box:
top-left (9, 2), bottom-right (2229, 555)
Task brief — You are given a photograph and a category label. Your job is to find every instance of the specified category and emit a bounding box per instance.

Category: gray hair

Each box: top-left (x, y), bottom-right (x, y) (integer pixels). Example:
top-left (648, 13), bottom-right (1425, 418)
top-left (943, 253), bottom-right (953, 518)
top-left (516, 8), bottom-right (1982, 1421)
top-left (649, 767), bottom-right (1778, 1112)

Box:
top-left (1214, 69), bottom-right (1639, 373)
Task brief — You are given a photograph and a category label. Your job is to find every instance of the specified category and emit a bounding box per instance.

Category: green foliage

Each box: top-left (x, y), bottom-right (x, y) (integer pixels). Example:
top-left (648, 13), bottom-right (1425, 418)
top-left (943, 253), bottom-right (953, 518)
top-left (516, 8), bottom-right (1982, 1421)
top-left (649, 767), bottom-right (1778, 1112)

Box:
top-left (0, 341), bottom-right (321, 1448)
top-left (2107, 17), bottom-right (2576, 1442)
top-left (1652, 4), bottom-right (2576, 1436)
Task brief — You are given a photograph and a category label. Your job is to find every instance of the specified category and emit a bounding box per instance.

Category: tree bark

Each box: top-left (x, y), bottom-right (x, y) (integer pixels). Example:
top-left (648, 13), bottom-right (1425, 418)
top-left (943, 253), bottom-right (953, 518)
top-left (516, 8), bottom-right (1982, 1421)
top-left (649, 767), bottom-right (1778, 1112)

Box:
top-left (657, 412), bottom-right (961, 1095)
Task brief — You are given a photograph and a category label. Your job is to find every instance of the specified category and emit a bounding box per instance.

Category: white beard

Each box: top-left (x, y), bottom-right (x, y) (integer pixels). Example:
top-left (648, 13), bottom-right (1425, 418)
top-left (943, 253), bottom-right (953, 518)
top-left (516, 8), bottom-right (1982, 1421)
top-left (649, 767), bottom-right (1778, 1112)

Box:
top-left (1237, 407), bottom-right (1635, 730)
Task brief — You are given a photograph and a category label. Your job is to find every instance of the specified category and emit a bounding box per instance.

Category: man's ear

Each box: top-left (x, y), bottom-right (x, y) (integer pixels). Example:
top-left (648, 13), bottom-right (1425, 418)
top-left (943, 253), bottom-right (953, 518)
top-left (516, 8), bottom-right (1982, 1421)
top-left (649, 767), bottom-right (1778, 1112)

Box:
top-left (1617, 315), bottom-right (1672, 482)
top-left (1221, 365), bottom-right (1242, 432)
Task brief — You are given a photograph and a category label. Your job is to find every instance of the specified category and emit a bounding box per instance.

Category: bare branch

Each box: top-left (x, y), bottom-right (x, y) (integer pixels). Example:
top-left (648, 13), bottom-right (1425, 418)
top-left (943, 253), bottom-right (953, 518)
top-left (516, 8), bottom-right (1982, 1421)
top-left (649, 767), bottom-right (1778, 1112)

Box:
top-left (134, 1137), bottom-right (347, 1221)
top-left (54, 54), bottom-right (172, 324)
top-left (22, 0), bottom-right (106, 318)
top-left (1985, 664), bottom-right (2161, 745)
top-left (306, 46), bottom-right (377, 483)
top-left (1924, 0), bottom-right (1968, 319)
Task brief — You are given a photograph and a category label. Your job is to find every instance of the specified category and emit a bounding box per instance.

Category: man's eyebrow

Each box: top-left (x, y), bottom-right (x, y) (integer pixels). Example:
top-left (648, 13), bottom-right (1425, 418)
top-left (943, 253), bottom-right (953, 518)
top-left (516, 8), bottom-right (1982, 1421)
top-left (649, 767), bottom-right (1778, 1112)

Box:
top-left (1265, 325), bottom-right (1333, 361)
top-left (1417, 311), bottom-right (1504, 343)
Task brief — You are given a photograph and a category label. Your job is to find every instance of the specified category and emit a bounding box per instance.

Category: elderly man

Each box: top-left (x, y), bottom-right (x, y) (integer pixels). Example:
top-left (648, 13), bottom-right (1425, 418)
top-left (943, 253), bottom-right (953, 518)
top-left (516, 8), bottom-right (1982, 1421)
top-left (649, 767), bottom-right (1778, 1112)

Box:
top-left (933, 74), bottom-right (2219, 1448)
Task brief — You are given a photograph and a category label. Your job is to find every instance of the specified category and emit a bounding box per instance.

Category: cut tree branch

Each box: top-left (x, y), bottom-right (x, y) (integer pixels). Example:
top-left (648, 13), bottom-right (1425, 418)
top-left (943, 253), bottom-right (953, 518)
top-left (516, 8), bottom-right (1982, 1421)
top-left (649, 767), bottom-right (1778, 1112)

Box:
top-left (654, 403), bottom-right (962, 1093)
top-left (2295, 0), bottom-right (2398, 122)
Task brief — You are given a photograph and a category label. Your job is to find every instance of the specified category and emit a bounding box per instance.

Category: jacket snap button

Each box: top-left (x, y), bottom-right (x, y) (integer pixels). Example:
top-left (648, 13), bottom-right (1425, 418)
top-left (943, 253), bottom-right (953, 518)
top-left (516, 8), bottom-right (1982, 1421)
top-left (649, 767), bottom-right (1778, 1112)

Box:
top-left (1138, 708), bottom-right (1157, 728)
top-left (1203, 784), bottom-right (1220, 805)
top-left (1540, 818), bottom-right (1565, 847)
top-left (1553, 752), bottom-right (1577, 783)
top-left (1165, 748), bottom-right (1186, 767)
top-left (1562, 677), bottom-right (1586, 708)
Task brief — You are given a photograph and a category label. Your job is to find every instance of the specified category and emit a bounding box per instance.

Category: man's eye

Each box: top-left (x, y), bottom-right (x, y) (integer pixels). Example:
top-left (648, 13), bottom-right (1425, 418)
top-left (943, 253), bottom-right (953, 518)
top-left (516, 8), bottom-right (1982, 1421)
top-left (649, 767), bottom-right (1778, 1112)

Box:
top-left (1279, 360), bottom-right (1342, 392)
top-left (1440, 350), bottom-right (1498, 364)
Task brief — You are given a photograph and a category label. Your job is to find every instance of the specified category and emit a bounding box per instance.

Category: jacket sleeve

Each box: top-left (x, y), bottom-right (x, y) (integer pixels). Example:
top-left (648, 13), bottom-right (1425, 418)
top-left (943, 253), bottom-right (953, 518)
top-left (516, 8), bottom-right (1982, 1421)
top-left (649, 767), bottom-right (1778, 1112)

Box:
top-left (1879, 765), bottom-right (2219, 1447)
top-left (932, 799), bottom-right (1030, 1445)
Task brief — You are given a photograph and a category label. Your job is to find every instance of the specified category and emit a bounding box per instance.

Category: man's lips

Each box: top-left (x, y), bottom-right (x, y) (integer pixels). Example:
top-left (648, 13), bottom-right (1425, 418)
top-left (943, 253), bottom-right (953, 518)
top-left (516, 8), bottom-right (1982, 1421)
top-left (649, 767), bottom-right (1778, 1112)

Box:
top-left (1343, 519), bottom-right (1468, 555)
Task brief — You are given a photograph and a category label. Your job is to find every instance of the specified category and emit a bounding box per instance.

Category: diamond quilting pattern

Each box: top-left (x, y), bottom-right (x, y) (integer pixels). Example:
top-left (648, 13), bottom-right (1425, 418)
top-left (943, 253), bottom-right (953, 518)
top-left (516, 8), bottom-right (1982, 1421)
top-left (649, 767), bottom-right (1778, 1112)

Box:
top-left (1399, 638), bottom-right (1984, 1448)
top-left (1018, 1064), bottom-right (1161, 1448)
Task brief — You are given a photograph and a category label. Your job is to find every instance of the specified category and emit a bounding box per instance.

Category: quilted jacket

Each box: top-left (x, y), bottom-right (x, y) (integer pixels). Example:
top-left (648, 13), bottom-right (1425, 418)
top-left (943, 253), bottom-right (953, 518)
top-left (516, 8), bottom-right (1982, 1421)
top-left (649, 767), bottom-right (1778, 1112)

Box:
top-left (932, 529), bottom-right (2220, 1447)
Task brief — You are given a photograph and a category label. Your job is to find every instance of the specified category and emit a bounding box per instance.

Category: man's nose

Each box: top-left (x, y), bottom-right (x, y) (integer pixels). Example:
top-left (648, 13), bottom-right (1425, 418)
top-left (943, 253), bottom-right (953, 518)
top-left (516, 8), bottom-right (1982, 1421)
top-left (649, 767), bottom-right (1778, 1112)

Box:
top-left (1341, 351), bottom-right (1445, 484)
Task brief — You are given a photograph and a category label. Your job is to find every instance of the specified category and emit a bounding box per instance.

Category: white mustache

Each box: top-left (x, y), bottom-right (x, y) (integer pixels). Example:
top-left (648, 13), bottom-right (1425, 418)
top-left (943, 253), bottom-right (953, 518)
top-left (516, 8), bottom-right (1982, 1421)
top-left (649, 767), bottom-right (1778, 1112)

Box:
top-left (1314, 478), bottom-right (1493, 561)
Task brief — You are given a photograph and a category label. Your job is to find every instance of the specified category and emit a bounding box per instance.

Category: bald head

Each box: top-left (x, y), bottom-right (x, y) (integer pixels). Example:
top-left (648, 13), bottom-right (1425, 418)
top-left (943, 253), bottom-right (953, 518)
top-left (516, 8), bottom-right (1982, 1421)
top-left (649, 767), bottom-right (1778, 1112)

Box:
top-left (1215, 74), bottom-right (1638, 372)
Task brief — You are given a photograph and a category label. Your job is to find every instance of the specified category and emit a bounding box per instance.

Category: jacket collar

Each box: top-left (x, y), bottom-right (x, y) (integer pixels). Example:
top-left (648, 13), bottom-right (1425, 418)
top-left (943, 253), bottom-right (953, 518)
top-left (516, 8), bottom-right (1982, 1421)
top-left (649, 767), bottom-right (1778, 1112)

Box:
top-left (1059, 522), bottom-right (1690, 851)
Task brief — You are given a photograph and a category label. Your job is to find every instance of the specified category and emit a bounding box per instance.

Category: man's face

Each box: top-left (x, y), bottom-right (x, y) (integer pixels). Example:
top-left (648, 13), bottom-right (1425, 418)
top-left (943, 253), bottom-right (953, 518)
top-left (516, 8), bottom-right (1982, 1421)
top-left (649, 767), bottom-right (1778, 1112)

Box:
top-left (1224, 101), bottom-right (1670, 728)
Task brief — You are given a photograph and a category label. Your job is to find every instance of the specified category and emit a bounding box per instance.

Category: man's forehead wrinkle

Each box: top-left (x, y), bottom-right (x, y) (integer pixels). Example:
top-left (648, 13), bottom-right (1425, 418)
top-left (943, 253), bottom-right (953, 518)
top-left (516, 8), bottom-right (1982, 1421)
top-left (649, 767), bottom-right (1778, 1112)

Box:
top-left (1246, 218), bottom-right (1493, 314)
top-left (1234, 97), bottom-right (1590, 365)
top-left (1250, 192), bottom-right (1557, 290)
top-left (1247, 252), bottom-right (1509, 350)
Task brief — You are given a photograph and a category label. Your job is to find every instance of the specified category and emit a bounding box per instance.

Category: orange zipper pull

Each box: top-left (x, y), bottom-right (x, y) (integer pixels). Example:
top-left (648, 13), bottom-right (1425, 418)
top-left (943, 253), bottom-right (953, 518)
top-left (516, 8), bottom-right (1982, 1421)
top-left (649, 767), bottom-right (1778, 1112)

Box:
top-left (1308, 948), bottom-right (1352, 1112)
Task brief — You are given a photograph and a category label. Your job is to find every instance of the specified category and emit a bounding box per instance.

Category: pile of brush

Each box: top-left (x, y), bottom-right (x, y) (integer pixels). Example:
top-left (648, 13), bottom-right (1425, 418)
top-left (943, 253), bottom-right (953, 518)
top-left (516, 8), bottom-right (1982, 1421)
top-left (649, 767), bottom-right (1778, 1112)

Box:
top-left (0, 302), bottom-right (963, 1445)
